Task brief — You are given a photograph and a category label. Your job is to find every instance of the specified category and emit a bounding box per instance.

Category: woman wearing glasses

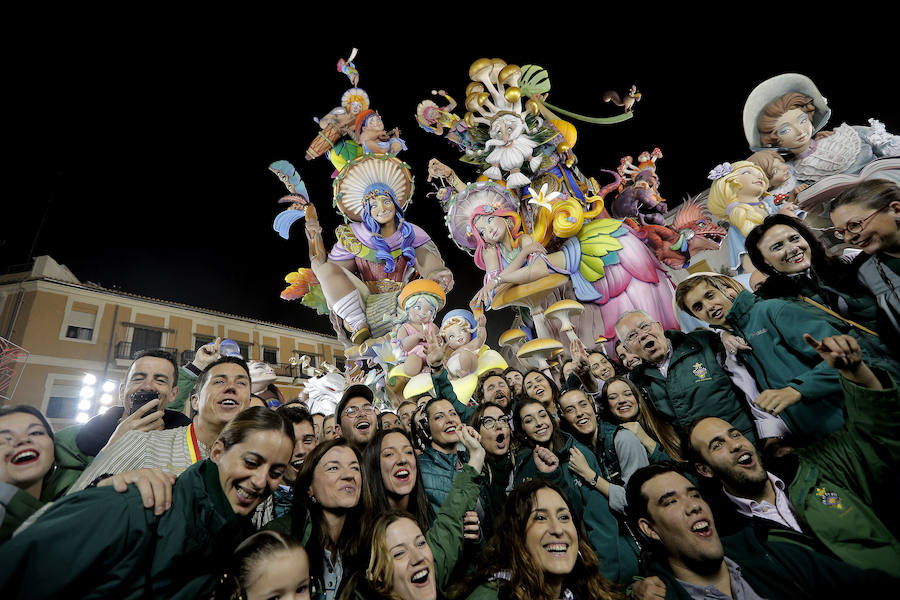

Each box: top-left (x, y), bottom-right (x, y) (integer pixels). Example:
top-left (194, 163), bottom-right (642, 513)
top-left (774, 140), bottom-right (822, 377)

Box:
top-left (469, 402), bottom-right (513, 530)
top-left (829, 180), bottom-right (900, 350)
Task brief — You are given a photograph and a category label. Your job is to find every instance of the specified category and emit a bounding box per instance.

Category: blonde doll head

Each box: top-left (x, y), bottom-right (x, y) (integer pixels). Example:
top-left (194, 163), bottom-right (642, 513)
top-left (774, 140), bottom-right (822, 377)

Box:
top-left (707, 161), bottom-right (770, 219)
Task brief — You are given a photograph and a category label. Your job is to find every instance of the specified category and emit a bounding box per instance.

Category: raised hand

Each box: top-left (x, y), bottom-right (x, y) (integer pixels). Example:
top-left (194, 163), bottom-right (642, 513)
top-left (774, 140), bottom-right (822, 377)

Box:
top-left (533, 445), bottom-right (560, 473)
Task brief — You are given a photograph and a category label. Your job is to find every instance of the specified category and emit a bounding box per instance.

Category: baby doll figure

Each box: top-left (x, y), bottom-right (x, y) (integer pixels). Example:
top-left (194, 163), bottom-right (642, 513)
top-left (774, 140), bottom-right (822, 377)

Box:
top-left (395, 279), bottom-right (446, 377)
top-left (747, 150), bottom-right (809, 202)
top-left (439, 309), bottom-right (488, 378)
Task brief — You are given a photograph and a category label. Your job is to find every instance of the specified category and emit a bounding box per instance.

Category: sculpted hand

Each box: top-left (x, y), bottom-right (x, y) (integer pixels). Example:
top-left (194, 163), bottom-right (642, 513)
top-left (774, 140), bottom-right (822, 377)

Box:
top-left (192, 337), bottom-right (222, 371)
top-left (99, 468), bottom-right (176, 515)
top-left (567, 446), bottom-right (594, 481)
top-left (533, 445), bottom-right (559, 473)
top-left (103, 398), bottom-right (165, 452)
top-left (424, 327), bottom-right (446, 367)
top-left (631, 576), bottom-right (667, 600)
top-left (754, 387), bottom-right (802, 416)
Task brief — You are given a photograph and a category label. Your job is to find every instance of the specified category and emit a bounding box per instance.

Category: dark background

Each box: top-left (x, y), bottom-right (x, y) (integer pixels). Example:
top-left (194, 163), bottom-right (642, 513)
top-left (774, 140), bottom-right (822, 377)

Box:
top-left (5, 25), bottom-right (896, 345)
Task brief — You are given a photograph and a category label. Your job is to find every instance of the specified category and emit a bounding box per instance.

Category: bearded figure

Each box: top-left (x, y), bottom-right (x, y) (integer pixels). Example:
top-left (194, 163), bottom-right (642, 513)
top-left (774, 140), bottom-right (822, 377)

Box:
top-left (483, 113), bottom-right (543, 188)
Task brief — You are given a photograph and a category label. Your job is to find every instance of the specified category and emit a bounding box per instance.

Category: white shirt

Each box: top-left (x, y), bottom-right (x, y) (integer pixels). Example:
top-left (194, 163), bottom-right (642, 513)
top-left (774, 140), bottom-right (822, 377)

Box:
top-left (723, 472), bottom-right (803, 532)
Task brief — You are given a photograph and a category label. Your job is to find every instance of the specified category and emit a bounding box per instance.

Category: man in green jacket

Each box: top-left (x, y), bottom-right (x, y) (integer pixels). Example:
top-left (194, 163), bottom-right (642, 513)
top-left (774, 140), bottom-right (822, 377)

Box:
top-left (626, 463), bottom-right (897, 600)
top-left (615, 311), bottom-right (759, 449)
top-left (684, 334), bottom-right (900, 574)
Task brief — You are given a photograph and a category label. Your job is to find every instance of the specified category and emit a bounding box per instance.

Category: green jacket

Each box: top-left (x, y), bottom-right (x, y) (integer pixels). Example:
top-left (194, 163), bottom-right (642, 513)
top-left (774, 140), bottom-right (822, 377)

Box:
top-left (785, 369), bottom-right (900, 573)
top-left (0, 433), bottom-right (91, 542)
top-left (0, 459), bottom-right (254, 599)
top-left (647, 526), bottom-right (897, 600)
top-left (726, 291), bottom-right (845, 438)
top-left (630, 330), bottom-right (757, 445)
top-left (514, 432), bottom-right (640, 583)
top-left (431, 367), bottom-right (476, 423)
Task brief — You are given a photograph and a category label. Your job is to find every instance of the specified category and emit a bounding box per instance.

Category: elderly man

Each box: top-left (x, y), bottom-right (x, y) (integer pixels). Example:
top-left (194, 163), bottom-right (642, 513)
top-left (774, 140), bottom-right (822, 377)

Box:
top-left (685, 334), bottom-right (900, 574)
top-left (626, 464), bottom-right (896, 600)
top-left (615, 310), bottom-right (761, 450)
top-left (68, 356), bottom-right (252, 494)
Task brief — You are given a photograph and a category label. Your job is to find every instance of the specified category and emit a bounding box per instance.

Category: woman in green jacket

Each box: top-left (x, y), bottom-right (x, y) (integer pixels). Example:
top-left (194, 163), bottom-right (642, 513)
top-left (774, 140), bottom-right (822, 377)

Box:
top-left (512, 397), bottom-right (640, 583)
top-left (0, 405), bottom-right (86, 541)
top-left (0, 406), bottom-right (294, 599)
top-left (451, 479), bottom-right (626, 600)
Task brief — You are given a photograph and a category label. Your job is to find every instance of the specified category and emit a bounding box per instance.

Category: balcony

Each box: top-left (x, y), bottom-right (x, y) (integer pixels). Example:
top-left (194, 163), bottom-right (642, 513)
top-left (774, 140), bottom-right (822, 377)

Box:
top-left (115, 341), bottom-right (178, 361)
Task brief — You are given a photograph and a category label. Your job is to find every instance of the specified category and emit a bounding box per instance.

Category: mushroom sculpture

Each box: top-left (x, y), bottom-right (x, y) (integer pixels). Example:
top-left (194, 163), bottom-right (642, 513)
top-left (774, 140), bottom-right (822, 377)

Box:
top-left (544, 299), bottom-right (585, 343)
top-left (517, 338), bottom-right (564, 375)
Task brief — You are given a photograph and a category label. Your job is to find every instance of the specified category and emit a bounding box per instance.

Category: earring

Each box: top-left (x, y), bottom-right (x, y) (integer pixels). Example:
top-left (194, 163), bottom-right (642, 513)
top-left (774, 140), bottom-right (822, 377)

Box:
top-left (309, 494), bottom-right (317, 504)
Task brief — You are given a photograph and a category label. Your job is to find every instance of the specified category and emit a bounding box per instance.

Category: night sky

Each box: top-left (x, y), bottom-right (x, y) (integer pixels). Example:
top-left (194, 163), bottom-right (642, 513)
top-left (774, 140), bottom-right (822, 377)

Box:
top-left (6, 26), bottom-right (897, 346)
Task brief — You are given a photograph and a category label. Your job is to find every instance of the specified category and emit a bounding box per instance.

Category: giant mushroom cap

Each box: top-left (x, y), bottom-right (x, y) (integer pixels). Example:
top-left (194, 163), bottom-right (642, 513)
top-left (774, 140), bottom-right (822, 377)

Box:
top-left (492, 274), bottom-right (569, 311)
top-left (545, 300), bottom-right (584, 329)
top-left (403, 372), bottom-right (435, 399)
top-left (499, 328), bottom-right (528, 348)
top-left (517, 338), bottom-right (564, 362)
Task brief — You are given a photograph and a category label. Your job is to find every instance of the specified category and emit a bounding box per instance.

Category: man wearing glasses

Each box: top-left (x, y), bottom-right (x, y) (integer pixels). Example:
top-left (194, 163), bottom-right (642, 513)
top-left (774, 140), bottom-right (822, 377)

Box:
top-left (333, 384), bottom-right (378, 447)
top-left (614, 311), bottom-right (758, 451)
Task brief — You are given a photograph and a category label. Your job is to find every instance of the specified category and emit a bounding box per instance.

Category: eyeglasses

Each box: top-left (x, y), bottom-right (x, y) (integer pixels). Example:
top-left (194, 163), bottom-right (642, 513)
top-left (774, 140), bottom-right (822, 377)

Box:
top-left (479, 415), bottom-right (511, 431)
top-left (343, 404), bottom-right (375, 418)
top-left (832, 204), bottom-right (890, 240)
top-left (623, 321), bottom-right (654, 345)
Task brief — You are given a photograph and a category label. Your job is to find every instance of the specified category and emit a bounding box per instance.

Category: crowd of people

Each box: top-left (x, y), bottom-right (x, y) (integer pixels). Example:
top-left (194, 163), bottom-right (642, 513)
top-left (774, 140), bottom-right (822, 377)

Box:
top-left (0, 181), bottom-right (898, 598)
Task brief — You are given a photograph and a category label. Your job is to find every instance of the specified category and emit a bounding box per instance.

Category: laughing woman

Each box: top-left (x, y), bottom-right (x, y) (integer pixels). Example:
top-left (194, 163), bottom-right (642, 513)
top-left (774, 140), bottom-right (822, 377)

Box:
top-left (512, 398), bottom-right (640, 582)
top-left (0, 405), bottom-right (85, 541)
top-left (451, 479), bottom-right (625, 600)
top-left (0, 407), bottom-right (294, 599)
top-left (342, 426), bottom-right (487, 599)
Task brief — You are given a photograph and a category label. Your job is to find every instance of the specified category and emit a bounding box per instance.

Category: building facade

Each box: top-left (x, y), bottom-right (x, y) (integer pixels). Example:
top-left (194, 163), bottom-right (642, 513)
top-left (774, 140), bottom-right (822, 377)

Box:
top-left (0, 256), bottom-right (343, 429)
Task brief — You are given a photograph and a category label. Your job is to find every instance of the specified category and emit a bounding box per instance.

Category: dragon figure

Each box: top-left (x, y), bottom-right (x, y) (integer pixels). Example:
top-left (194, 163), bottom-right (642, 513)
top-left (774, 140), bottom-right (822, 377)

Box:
top-left (629, 198), bottom-right (727, 269)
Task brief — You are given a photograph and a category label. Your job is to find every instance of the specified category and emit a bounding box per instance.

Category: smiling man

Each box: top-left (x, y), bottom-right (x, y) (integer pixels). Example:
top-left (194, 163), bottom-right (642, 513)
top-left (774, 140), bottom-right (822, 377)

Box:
top-left (333, 384), bottom-right (378, 448)
top-left (615, 310), bottom-right (758, 450)
top-left (626, 463), bottom-right (896, 600)
top-left (68, 357), bottom-right (252, 493)
top-left (684, 334), bottom-right (900, 574)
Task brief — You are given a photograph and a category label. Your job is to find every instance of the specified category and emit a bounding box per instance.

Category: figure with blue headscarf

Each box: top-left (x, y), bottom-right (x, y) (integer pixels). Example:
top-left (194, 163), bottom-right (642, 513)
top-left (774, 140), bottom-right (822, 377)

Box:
top-left (299, 155), bottom-right (454, 345)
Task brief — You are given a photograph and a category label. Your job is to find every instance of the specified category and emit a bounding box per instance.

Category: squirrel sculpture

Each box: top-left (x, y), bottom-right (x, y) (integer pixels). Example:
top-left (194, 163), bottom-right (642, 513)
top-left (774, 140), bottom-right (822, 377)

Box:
top-left (602, 85), bottom-right (642, 112)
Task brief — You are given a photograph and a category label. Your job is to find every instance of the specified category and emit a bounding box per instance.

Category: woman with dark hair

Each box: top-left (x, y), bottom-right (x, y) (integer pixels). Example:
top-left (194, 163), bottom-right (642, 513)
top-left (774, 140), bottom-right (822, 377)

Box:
top-left (468, 402), bottom-right (513, 526)
top-left (364, 428), bottom-right (434, 529)
top-left (599, 377), bottom-right (681, 462)
top-left (0, 406), bottom-right (294, 598)
top-left (211, 530), bottom-right (311, 600)
top-left (0, 405), bottom-right (84, 541)
top-left (451, 479), bottom-right (625, 600)
top-left (512, 397), bottom-right (639, 582)
top-left (270, 438), bottom-right (367, 600)
top-left (745, 213), bottom-right (898, 369)
top-left (521, 370), bottom-right (560, 417)
top-left (342, 425), bottom-right (487, 599)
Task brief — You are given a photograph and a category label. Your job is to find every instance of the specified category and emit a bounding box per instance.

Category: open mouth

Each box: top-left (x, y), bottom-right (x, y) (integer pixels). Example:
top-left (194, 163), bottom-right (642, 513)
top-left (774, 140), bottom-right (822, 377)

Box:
top-left (291, 459), bottom-right (304, 470)
top-left (709, 307), bottom-right (724, 321)
top-left (495, 432), bottom-right (507, 450)
top-left (393, 468), bottom-right (411, 481)
top-left (543, 542), bottom-right (570, 557)
top-left (691, 520), bottom-right (711, 537)
top-left (785, 250), bottom-right (806, 265)
top-left (234, 484), bottom-right (260, 506)
top-left (220, 398), bottom-right (239, 408)
top-left (11, 449), bottom-right (39, 465)
top-left (443, 425), bottom-right (458, 435)
top-left (356, 421), bottom-right (371, 431)
top-left (410, 567), bottom-right (430, 585)
top-left (615, 402), bottom-right (633, 415)
top-left (576, 416), bottom-right (591, 426)
top-left (535, 425), bottom-right (550, 438)
top-left (736, 452), bottom-right (754, 467)
top-left (340, 484), bottom-right (357, 495)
